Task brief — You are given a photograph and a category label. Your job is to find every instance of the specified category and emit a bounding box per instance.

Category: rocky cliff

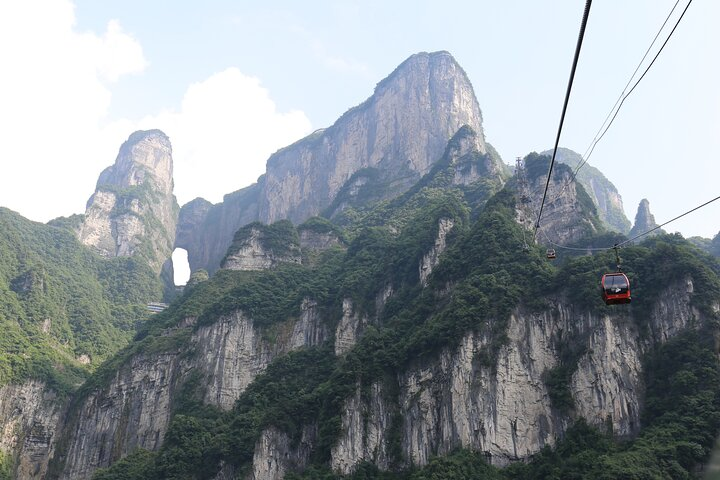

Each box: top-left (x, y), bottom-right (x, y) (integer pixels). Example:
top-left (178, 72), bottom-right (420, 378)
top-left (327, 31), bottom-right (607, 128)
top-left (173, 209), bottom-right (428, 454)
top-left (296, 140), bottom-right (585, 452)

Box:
top-left (53, 300), bottom-right (328, 479)
top-left (221, 221), bottom-right (302, 271)
top-left (56, 278), bottom-right (704, 479)
top-left (543, 147), bottom-right (631, 234)
top-left (518, 152), bottom-right (603, 246)
top-left (326, 279), bottom-right (702, 473)
top-left (77, 130), bottom-right (179, 274)
top-left (0, 382), bottom-right (62, 479)
top-left (177, 51), bottom-right (489, 274)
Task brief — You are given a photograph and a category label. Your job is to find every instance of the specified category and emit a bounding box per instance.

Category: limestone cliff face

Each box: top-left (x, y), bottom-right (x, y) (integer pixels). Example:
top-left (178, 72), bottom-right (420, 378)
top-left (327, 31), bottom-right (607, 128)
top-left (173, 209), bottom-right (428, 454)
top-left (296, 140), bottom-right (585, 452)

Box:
top-left (78, 130), bottom-right (178, 273)
top-left (628, 199), bottom-right (664, 240)
top-left (325, 280), bottom-right (700, 473)
top-left (0, 381), bottom-right (62, 479)
top-left (544, 147), bottom-right (631, 234)
top-left (178, 51), bottom-right (488, 273)
top-left (175, 185), bottom-right (261, 274)
top-left (259, 51), bottom-right (486, 224)
top-left (518, 154), bottom-right (602, 246)
top-left (56, 301), bottom-right (327, 479)
top-left (419, 218), bottom-right (454, 287)
top-left (221, 221), bottom-right (302, 271)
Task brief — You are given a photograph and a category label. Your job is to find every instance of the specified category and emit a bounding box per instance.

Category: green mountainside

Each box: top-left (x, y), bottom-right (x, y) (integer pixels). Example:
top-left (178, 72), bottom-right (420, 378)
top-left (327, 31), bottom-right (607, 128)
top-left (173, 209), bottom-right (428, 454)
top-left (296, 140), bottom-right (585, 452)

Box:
top-left (89, 148), bottom-right (720, 479)
top-left (0, 207), bottom-right (161, 393)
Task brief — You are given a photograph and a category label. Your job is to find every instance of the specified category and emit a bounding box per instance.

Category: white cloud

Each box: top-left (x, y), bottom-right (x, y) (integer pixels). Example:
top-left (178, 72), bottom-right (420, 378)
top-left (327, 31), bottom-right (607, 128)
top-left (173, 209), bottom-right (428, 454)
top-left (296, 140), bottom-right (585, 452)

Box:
top-left (135, 68), bottom-right (313, 205)
top-left (0, 0), bottom-right (147, 222)
top-left (0, 0), bottom-right (311, 224)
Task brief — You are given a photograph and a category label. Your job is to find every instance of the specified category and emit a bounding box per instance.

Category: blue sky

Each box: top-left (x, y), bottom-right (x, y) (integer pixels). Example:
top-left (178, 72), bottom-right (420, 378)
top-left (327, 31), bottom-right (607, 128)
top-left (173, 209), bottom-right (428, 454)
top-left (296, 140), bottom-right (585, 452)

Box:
top-left (1, 0), bottom-right (718, 239)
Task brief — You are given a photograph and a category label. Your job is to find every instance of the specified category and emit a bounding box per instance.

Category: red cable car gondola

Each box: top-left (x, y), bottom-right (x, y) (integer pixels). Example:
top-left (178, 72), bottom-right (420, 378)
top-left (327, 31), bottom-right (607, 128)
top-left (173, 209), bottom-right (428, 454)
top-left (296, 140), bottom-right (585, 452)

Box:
top-left (600, 272), bottom-right (631, 305)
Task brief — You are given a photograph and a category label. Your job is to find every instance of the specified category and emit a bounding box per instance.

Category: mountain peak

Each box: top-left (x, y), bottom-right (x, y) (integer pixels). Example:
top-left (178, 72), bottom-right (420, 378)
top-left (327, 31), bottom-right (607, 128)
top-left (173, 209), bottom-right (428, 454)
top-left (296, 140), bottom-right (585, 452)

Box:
top-left (77, 130), bottom-right (178, 274)
top-left (629, 198), bottom-right (664, 240)
top-left (259, 50), bottom-right (486, 224)
top-left (96, 129), bottom-right (173, 197)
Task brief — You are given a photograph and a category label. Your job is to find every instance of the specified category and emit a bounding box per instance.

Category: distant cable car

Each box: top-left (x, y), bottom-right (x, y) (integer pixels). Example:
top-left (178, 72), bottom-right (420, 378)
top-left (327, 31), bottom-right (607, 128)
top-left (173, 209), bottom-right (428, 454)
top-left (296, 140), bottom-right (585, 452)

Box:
top-left (601, 272), bottom-right (631, 305)
top-left (546, 249), bottom-right (556, 260)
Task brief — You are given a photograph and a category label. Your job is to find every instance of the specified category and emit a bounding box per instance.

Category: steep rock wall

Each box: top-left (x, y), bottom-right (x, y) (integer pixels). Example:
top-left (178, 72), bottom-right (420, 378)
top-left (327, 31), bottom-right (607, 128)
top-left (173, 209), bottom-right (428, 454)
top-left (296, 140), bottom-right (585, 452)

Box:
top-left (0, 381), bottom-right (62, 479)
top-left (325, 280), bottom-right (699, 472)
top-left (178, 51), bottom-right (488, 274)
top-left (77, 130), bottom-right (178, 273)
top-left (57, 301), bottom-right (327, 479)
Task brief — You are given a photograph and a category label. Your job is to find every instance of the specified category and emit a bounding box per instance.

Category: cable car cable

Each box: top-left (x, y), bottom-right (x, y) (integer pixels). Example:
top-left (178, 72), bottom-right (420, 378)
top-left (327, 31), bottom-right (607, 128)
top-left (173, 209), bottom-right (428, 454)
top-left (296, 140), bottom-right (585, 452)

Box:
top-left (615, 193), bottom-right (720, 248)
top-left (537, 0), bottom-right (690, 208)
top-left (536, 192), bottom-right (720, 254)
top-left (580, 0), bottom-right (693, 168)
top-left (533, 0), bottom-right (593, 242)
top-left (579, 0), bottom-right (680, 164)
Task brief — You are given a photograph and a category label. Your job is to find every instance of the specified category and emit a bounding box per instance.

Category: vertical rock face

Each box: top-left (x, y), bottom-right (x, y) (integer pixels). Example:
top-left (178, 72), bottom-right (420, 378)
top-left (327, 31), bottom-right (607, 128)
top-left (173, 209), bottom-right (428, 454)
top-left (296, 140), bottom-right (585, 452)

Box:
top-left (178, 51), bottom-right (488, 273)
top-left (331, 382), bottom-right (392, 474)
top-left (334, 299), bottom-right (369, 356)
top-left (520, 154), bottom-right (602, 246)
top-left (419, 218), bottom-right (454, 286)
top-left (326, 281), bottom-right (700, 473)
top-left (259, 51), bottom-right (486, 224)
top-left (175, 185), bottom-right (261, 274)
top-left (56, 303), bottom-right (327, 479)
top-left (221, 221), bottom-right (302, 271)
top-left (77, 130), bottom-right (178, 273)
top-left (0, 381), bottom-right (61, 479)
top-left (250, 426), bottom-right (315, 480)
top-left (628, 198), bottom-right (664, 240)
top-left (544, 147), bottom-right (631, 234)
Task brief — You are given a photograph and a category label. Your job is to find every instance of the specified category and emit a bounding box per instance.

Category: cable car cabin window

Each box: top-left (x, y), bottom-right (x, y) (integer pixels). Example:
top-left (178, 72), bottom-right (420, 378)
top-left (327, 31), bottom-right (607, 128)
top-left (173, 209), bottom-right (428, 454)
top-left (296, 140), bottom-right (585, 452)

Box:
top-left (601, 273), bottom-right (631, 305)
top-left (604, 274), bottom-right (628, 293)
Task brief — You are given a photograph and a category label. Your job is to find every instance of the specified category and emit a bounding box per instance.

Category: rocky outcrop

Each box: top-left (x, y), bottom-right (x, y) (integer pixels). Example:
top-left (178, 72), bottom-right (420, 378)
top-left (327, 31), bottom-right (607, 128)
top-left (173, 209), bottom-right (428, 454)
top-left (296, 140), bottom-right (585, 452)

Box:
top-left (331, 382), bottom-right (392, 474)
top-left (175, 186), bottom-right (261, 274)
top-left (327, 280), bottom-right (699, 472)
top-left (56, 301), bottom-right (327, 479)
top-left (334, 299), bottom-right (369, 356)
top-left (519, 153), bottom-right (602, 246)
top-left (419, 218), bottom-right (454, 286)
top-left (77, 130), bottom-right (178, 273)
top-left (221, 221), bottom-right (301, 271)
top-left (250, 426), bottom-right (316, 480)
top-left (0, 381), bottom-right (62, 479)
top-left (628, 199), bottom-right (664, 240)
top-left (258, 51), bottom-right (486, 224)
top-left (545, 147), bottom-right (631, 234)
top-left (179, 51), bottom-right (489, 273)
top-left (445, 125), bottom-right (502, 186)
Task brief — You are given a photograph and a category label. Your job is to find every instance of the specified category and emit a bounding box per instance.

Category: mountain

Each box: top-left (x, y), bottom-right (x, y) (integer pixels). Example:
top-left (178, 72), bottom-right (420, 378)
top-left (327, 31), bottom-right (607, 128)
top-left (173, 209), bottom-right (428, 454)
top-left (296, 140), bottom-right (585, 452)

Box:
top-left (712, 231), bottom-right (720, 257)
top-left (542, 147), bottom-right (631, 234)
top-left (628, 198), bottom-right (664, 240)
top-left (0, 207), bottom-right (162, 478)
top-left (518, 152), bottom-right (604, 246)
top-left (177, 51), bottom-right (498, 274)
top-left (59, 168), bottom-right (720, 480)
top-left (77, 130), bottom-right (179, 275)
top-left (3, 51), bottom-right (720, 480)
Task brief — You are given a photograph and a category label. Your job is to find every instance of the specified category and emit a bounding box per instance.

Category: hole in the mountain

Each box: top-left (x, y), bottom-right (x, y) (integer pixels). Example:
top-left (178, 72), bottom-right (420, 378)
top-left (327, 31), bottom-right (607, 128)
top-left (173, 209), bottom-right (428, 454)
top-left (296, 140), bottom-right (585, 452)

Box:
top-left (172, 248), bottom-right (191, 286)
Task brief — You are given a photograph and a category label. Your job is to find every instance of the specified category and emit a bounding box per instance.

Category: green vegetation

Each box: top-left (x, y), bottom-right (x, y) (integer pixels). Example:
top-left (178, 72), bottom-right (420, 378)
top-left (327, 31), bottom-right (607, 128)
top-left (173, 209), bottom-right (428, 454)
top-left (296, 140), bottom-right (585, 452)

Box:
top-left (223, 220), bottom-right (301, 263)
top-left (0, 207), bottom-right (161, 393)
top-left (0, 451), bottom-right (11, 480)
top-left (86, 168), bottom-right (720, 479)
